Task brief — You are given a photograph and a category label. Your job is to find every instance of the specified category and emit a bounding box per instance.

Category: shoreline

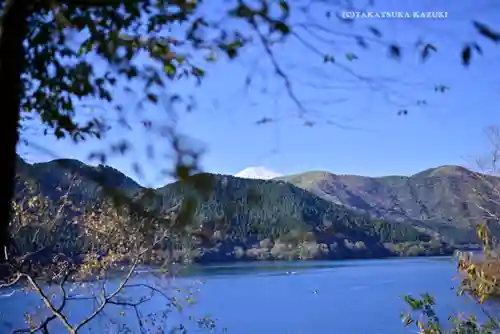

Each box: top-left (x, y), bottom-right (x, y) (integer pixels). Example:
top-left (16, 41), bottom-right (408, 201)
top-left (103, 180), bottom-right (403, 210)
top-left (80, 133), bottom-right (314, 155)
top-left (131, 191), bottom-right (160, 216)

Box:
top-left (1, 252), bottom-right (459, 292)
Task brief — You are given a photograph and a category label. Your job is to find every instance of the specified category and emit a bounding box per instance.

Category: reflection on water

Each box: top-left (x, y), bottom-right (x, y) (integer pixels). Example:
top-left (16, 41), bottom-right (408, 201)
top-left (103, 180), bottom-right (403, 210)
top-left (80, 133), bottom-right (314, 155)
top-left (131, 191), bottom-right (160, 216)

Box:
top-left (182, 256), bottom-right (454, 279)
top-left (0, 256), bottom-right (496, 334)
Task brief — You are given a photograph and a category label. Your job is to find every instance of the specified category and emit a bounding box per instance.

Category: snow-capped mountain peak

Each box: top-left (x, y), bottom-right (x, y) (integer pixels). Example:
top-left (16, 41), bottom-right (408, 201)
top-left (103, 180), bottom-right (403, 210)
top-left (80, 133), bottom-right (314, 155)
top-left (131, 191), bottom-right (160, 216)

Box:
top-left (235, 166), bottom-right (282, 180)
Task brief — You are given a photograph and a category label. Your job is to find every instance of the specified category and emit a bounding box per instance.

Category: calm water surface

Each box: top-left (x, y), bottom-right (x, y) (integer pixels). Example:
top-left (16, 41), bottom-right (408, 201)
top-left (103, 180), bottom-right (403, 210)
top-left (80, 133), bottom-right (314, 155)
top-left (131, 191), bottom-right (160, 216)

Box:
top-left (0, 257), bottom-right (494, 334)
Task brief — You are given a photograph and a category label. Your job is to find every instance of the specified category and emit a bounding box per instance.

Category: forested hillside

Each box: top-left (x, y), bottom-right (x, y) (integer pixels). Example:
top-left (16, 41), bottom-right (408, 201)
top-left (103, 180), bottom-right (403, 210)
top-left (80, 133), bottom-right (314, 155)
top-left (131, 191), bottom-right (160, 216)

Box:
top-left (156, 174), bottom-right (450, 261)
top-left (10, 156), bottom-right (452, 270)
top-left (278, 166), bottom-right (500, 244)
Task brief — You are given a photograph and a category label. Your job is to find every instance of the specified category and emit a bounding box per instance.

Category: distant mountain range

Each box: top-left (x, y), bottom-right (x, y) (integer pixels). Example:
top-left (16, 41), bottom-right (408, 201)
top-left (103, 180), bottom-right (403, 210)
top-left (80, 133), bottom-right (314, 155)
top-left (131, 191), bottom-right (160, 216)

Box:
top-left (13, 156), bottom-right (495, 267)
top-left (276, 165), bottom-right (500, 244)
top-left (235, 164), bottom-right (500, 244)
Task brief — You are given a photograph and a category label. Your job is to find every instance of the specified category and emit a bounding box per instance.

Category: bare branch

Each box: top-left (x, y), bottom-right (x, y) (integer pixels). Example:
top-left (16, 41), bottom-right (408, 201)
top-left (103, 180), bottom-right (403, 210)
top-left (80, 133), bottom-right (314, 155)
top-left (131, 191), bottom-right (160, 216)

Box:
top-left (0, 272), bottom-right (21, 289)
top-left (17, 272), bottom-right (73, 333)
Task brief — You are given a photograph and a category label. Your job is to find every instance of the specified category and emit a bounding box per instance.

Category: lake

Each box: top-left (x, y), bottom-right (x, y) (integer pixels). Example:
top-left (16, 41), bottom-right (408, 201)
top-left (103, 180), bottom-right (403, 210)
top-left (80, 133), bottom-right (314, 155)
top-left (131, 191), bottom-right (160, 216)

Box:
top-left (0, 257), bottom-right (495, 333)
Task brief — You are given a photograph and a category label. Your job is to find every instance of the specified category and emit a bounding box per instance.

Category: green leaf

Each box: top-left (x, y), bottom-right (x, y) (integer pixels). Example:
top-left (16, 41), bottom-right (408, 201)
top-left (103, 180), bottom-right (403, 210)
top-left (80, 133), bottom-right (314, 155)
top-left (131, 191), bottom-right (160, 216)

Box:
top-left (434, 85), bottom-right (449, 93)
top-left (345, 53), bottom-right (358, 61)
top-left (176, 165), bottom-right (191, 181)
top-left (274, 21), bottom-right (290, 35)
top-left (421, 44), bottom-right (437, 62)
top-left (471, 42), bottom-right (483, 55)
top-left (255, 117), bottom-right (273, 125)
top-left (368, 26), bottom-right (382, 37)
top-left (388, 45), bottom-right (401, 60)
top-left (421, 293), bottom-right (435, 305)
top-left (147, 93), bottom-right (158, 103)
top-left (404, 317), bottom-right (413, 327)
top-left (229, 3), bottom-right (252, 18)
top-left (279, 0), bottom-right (289, 14)
top-left (77, 39), bottom-right (94, 56)
top-left (461, 45), bottom-right (472, 67)
top-left (206, 52), bottom-right (217, 62)
top-left (176, 55), bottom-right (185, 63)
top-left (323, 55), bottom-right (335, 63)
top-left (473, 21), bottom-right (500, 43)
top-left (355, 36), bottom-right (367, 48)
top-left (403, 295), bottom-right (423, 310)
top-left (192, 67), bottom-right (205, 77)
top-left (226, 48), bottom-right (238, 59)
top-left (164, 63), bottom-right (177, 75)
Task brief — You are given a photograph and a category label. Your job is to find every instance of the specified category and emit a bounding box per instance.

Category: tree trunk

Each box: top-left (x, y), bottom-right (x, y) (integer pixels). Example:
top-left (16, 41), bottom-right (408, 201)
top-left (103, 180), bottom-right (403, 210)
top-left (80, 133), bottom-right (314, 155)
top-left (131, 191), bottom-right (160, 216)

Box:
top-left (0, 0), bottom-right (30, 279)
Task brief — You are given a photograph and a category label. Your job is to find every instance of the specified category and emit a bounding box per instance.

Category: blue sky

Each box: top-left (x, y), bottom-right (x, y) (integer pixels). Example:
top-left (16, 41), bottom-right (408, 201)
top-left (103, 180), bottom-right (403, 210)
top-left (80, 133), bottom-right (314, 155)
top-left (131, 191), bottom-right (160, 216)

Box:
top-left (19, 0), bottom-right (500, 187)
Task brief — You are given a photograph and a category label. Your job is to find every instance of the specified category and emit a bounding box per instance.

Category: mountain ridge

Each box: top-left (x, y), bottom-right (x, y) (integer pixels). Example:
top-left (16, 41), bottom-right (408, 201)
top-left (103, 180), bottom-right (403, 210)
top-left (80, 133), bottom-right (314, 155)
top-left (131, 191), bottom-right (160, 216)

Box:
top-left (10, 155), bottom-right (457, 267)
top-left (15, 155), bottom-right (497, 245)
top-left (17, 155), bottom-right (484, 185)
top-left (277, 166), bottom-right (500, 243)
